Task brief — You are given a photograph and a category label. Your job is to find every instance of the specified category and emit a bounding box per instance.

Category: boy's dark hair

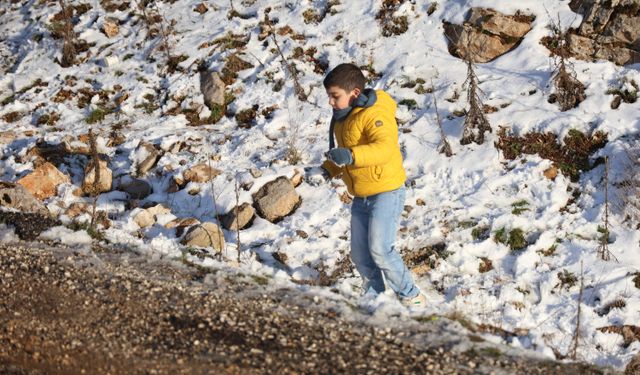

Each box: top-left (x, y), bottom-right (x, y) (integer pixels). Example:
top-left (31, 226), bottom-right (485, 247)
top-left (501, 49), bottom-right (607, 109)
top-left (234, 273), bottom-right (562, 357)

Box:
top-left (323, 63), bottom-right (365, 92)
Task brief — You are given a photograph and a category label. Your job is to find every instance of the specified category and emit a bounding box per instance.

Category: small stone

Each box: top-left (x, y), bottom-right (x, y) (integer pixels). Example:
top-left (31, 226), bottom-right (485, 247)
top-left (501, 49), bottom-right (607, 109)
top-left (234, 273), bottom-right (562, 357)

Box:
top-left (543, 166), bottom-right (558, 181)
top-left (222, 203), bottom-right (255, 230)
top-left (82, 157), bottom-right (113, 195)
top-left (180, 222), bottom-right (225, 251)
top-left (183, 163), bottom-right (222, 183)
top-left (290, 169), bottom-right (303, 187)
top-left (133, 209), bottom-right (154, 228)
top-left (102, 20), bottom-right (119, 38)
top-left (120, 177), bottom-right (152, 199)
top-left (250, 168), bottom-right (263, 178)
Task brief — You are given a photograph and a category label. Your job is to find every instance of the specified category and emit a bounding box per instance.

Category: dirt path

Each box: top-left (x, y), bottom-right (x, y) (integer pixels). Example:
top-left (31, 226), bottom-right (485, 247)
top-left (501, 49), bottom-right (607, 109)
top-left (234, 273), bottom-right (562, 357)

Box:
top-left (0, 242), bottom-right (618, 374)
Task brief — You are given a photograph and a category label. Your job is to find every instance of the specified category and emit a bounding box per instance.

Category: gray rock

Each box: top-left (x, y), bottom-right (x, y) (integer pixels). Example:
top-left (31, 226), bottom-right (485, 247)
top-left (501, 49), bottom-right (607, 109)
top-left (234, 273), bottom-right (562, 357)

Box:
top-left (120, 177), bottom-right (152, 199)
top-left (136, 143), bottom-right (162, 176)
top-left (253, 176), bottom-right (300, 223)
top-left (222, 203), bottom-right (255, 230)
top-left (180, 222), bottom-right (225, 251)
top-left (0, 182), bottom-right (49, 215)
top-left (200, 70), bottom-right (225, 111)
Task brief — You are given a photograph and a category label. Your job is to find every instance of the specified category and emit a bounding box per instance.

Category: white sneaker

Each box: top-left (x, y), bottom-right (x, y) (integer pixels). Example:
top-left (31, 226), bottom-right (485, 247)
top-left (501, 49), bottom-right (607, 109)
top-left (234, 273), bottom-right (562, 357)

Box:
top-left (401, 292), bottom-right (427, 309)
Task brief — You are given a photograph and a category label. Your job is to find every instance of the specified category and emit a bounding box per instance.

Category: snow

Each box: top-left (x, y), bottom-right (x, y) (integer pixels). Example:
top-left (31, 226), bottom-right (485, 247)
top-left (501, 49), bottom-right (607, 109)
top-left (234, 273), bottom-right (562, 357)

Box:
top-left (1, 0), bottom-right (639, 369)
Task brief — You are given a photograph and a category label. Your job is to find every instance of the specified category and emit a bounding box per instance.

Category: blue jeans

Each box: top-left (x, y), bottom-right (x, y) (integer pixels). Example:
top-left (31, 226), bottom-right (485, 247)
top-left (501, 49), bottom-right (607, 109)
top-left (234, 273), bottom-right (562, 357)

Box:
top-left (350, 186), bottom-right (419, 299)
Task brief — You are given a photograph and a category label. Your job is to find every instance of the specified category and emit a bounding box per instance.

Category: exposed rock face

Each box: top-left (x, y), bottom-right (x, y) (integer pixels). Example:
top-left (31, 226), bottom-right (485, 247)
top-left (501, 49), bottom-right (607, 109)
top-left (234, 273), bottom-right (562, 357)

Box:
top-left (443, 8), bottom-right (534, 63)
top-left (183, 163), bottom-right (222, 183)
top-left (180, 222), bottom-right (225, 251)
top-left (563, 0), bottom-right (640, 65)
top-left (82, 157), bottom-right (113, 195)
top-left (17, 162), bottom-right (70, 200)
top-left (253, 176), bottom-right (300, 223)
top-left (200, 71), bottom-right (226, 111)
top-left (0, 182), bottom-right (49, 215)
top-left (222, 203), bottom-right (255, 230)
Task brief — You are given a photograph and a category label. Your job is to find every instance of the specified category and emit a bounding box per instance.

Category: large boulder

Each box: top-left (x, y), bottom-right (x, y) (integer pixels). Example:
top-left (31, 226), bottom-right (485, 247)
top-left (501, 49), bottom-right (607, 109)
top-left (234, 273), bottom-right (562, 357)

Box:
top-left (253, 176), bottom-right (300, 223)
top-left (82, 157), bottom-right (113, 195)
top-left (443, 8), bottom-right (534, 63)
top-left (0, 182), bottom-right (49, 215)
top-left (180, 222), bottom-right (225, 251)
top-left (16, 162), bottom-right (70, 200)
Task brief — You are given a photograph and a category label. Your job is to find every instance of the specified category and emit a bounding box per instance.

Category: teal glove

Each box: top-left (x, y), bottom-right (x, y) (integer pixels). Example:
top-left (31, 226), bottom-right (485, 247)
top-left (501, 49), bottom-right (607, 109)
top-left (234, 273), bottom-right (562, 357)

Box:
top-left (327, 148), bottom-right (353, 166)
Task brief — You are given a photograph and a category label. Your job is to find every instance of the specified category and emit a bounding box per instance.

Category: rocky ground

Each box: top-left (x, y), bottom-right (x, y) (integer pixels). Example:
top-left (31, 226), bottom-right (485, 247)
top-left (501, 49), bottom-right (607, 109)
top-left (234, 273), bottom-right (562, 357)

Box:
top-left (0, 240), bottom-right (620, 375)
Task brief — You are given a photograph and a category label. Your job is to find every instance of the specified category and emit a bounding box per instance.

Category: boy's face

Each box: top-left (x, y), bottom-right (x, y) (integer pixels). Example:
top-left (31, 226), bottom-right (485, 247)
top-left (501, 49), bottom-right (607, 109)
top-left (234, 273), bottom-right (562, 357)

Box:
top-left (326, 86), bottom-right (361, 110)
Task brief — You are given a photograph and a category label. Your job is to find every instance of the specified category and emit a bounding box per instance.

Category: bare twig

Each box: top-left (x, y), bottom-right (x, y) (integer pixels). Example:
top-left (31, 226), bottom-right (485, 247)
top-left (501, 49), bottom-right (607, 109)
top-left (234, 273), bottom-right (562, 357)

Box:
top-left (430, 78), bottom-right (453, 156)
top-left (88, 129), bottom-right (100, 231)
top-left (598, 156), bottom-right (617, 262)
top-left (569, 261), bottom-right (584, 360)
top-left (207, 155), bottom-right (225, 258)
top-left (272, 33), bottom-right (307, 102)
top-left (234, 175), bottom-right (242, 263)
top-left (58, 0), bottom-right (77, 67)
top-left (460, 36), bottom-right (491, 145)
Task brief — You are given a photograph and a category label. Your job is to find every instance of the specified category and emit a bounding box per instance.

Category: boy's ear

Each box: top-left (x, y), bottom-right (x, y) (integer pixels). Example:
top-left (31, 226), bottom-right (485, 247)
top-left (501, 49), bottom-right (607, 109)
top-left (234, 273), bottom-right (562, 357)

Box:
top-left (352, 88), bottom-right (361, 97)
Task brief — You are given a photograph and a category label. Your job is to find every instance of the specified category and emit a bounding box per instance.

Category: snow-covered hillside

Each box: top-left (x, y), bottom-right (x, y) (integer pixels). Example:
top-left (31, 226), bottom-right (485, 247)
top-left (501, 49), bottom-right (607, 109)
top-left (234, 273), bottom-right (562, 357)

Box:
top-left (1, 0), bottom-right (639, 370)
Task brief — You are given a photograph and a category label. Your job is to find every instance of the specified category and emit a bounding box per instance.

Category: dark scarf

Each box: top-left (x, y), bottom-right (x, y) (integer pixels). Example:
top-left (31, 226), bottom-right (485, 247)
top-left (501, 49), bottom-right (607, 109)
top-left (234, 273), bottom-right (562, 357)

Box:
top-left (329, 88), bottom-right (377, 150)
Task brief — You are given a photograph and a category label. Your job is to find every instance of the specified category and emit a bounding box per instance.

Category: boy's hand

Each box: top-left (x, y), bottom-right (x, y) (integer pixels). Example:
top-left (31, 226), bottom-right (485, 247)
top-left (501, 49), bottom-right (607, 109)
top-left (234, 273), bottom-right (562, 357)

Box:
top-left (326, 148), bottom-right (353, 166)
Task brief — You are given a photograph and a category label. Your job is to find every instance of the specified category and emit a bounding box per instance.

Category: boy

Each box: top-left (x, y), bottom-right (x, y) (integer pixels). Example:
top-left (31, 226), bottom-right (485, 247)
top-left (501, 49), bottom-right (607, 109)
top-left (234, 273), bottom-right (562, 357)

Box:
top-left (321, 63), bottom-right (426, 308)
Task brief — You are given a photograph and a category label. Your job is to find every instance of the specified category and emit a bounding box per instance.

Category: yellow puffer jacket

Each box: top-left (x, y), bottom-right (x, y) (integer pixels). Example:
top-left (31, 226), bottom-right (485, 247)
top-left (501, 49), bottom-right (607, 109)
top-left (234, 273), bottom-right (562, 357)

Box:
top-left (322, 90), bottom-right (407, 197)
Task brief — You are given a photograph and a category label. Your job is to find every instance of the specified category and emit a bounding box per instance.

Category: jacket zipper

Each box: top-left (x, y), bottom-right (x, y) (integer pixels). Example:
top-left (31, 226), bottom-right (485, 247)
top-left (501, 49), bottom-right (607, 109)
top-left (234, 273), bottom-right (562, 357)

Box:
top-left (339, 119), bottom-right (355, 193)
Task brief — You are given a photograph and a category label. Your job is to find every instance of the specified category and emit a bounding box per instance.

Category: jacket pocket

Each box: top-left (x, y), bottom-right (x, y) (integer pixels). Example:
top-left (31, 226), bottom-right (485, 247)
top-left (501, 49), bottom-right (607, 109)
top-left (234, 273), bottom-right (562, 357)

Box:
top-left (371, 165), bottom-right (382, 181)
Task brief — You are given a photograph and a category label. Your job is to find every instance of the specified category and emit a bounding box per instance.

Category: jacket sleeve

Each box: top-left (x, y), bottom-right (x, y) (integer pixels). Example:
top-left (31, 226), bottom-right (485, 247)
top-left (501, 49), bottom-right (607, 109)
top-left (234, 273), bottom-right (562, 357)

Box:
top-left (350, 110), bottom-right (398, 167)
top-left (321, 159), bottom-right (343, 178)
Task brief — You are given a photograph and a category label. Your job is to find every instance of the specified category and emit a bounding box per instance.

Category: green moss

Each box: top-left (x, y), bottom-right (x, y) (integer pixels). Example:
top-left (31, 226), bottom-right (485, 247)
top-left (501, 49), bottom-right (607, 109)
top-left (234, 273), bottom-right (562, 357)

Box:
top-left (250, 274), bottom-right (270, 285)
top-left (494, 227), bottom-right (508, 245)
top-left (85, 107), bottom-right (110, 124)
top-left (472, 225), bottom-right (490, 241)
top-left (399, 98), bottom-right (417, 110)
top-left (511, 200), bottom-right (530, 215)
top-left (507, 228), bottom-right (526, 251)
top-left (480, 347), bottom-right (502, 358)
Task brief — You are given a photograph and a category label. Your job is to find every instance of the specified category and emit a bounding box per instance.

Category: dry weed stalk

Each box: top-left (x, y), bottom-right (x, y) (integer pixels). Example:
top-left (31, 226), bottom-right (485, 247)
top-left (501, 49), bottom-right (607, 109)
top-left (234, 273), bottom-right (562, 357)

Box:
top-left (207, 156), bottom-right (225, 258)
top-left (548, 14), bottom-right (585, 111)
top-left (88, 129), bottom-right (100, 231)
top-left (271, 33), bottom-right (308, 102)
top-left (597, 156), bottom-right (616, 261)
top-left (569, 261), bottom-right (584, 360)
top-left (234, 176), bottom-right (242, 263)
top-left (460, 41), bottom-right (491, 145)
top-left (431, 79), bottom-right (453, 156)
top-left (616, 144), bottom-right (640, 229)
top-left (58, 0), bottom-right (77, 67)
